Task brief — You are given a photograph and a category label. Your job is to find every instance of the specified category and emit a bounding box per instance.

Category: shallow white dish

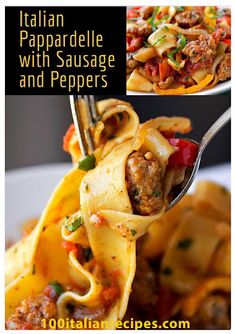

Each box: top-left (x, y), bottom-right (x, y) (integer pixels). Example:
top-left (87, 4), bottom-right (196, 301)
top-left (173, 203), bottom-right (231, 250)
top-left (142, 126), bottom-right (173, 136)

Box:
top-left (5, 163), bottom-right (231, 242)
top-left (127, 80), bottom-right (231, 96)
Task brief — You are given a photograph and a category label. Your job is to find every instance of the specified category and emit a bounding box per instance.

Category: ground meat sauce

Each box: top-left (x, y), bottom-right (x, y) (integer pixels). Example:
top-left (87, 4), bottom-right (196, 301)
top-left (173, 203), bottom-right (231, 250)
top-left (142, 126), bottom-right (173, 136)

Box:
top-left (190, 294), bottom-right (230, 329)
top-left (126, 150), bottom-right (164, 216)
top-left (129, 253), bottom-right (158, 318)
top-left (175, 10), bottom-right (201, 28)
top-left (6, 294), bottom-right (57, 329)
top-left (182, 35), bottom-right (216, 66)
top-left (217, 53), bottom-right (231, 81)
top-left (126, 55), bottom-right (140, 74)
top-left (127, 22), bottom-right (152, 38)
top-left (127, 249), bottom-right (230, 329)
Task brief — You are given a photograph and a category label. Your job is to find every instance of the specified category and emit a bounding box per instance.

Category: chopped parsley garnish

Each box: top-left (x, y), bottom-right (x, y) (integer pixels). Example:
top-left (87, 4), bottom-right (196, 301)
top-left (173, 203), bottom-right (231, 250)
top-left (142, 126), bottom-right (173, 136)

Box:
top-left (49, 281), bottom-right (64, 296)
top-left (144, 41), bottom-right (152, 48)
top-left (175, 6), bottom-right (185, 12)
top-left (154, 15), bottom-right (170, 28)
top-left (167, 50), bottom-right (180, 66)
top-left (84, 247), bottom-right (94, 262)
top-left (148, 14), bottom-right (170, 30)
top-left (131, 189), bottom-right (140, 203)
top-left (153, 190), bottom-right (161, 197)
top-left (78, 154), bottom-right (96, 171)
top-left (177, 33), bottom-right (187, 49)
top-left (131, 229), bottom-right (137, 236)
top-left (167, 34), bottom-right (187, 66)
top-left (163, 25), bottom-right (169, 31)
top-left (64, 216), bottom-right (84, 232)
top-left (154, 35), bottom-right (167, 46)
top-left (162, 267), bottom-right (173, 276)
top-left (177, 238), bottom-right (194, 249)
top-left (148, 6), bottom-right (160, 30)
top-left (84, 182), bottom-right (89, 191)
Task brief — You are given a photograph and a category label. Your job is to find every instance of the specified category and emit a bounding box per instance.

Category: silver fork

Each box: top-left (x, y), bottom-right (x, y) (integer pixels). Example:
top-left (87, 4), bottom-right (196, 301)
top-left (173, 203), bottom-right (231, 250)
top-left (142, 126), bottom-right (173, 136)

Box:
top-left (69, 95), bottom-right (99, 157)
top-left (69, 97), bottom-right (231, 210)
top-left (168, 107), bottom-right (231, 210)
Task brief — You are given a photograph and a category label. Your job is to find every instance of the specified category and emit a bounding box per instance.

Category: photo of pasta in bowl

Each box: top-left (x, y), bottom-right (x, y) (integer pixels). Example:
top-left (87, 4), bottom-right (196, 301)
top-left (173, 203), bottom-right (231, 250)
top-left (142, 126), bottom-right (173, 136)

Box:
top-left (5, 98), bottom-right (231, 329)
top-left (126, 6), bottom-right (231, 95)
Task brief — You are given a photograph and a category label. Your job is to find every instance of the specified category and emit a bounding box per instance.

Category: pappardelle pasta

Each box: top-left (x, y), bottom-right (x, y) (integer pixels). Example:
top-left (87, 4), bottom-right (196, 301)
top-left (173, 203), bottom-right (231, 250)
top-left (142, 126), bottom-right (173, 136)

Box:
top-left (5, 99), bottom-right (230, 329)
top-left (126, 6), bottom-right (231, 94)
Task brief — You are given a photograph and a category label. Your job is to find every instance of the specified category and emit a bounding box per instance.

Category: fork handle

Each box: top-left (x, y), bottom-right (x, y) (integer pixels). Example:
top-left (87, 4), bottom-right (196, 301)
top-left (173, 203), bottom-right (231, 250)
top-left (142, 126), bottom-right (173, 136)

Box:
top-left (199, 107), bottom-right (231, 157)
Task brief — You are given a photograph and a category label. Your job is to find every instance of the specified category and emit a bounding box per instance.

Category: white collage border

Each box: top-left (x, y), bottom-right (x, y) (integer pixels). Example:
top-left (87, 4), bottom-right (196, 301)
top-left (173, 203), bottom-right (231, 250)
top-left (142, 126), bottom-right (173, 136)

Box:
top-left (1, 0), bottom-right (233, 333)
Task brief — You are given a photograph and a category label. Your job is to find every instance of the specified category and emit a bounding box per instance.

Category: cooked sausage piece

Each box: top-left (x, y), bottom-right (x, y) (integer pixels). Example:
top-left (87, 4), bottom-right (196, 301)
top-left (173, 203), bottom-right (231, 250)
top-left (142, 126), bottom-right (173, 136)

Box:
top-left (129, 253), bottom-right (157, 315)
top-left (175, 10), bottom-right (201, 28)
top-left (190, 294), bottom-right (230, 329)
top-left (126, 150), bottom-right (164, 215)
top-left (139, 6), bottom-right (154, 20)
top-left (217, 53), bottom-right (231, 81)
top-left (6, 295), bottom-right (57, 329)
top-left (182, 35), bottom-right (216, 65)
top-left (126, 55), bottom-right (140, 74)
top-left (127, 23), bottom-right (152, 38)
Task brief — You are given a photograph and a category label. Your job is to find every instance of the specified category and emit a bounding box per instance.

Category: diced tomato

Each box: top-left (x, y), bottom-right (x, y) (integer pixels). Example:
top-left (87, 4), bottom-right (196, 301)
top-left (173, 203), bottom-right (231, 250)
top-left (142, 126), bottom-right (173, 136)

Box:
top-left (61, 240), bottom-right (83, 260)
top-left (126, 35), bottom-right (132, 45)
top-left (127, 7), bottom-right (141, 19)
top-left (217, 16), bottom-right (231, 26)
top-left (63, 124), bottom-right (75, 153)
top-left (21, 323), bottom-right (34, 330)
top-left (212, 28), bottom-right (224, 44)
top-left (159, 59), bottom-right (174, 82)
top-left (156, 286), bottom-right (178, 322)
top-left (90, 213), bottom-right (106, 227)
top-left (44, 285), bottom-right (58, 301)
top-left (223, 39), bottom-right (231, 46)
top-left (127, 37), bottom-right (144, 52)
top-left (168, 138), bottom-right (198, 167)
top-left (145, 58), bottom-right (159, 77)
top-left (100, 286), bottom-right (120, 307)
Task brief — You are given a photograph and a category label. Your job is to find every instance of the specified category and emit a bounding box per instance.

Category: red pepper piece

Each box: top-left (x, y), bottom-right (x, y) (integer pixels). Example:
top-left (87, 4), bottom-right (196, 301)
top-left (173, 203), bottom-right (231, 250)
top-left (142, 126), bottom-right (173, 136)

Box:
top-left (168, 138), bottom-right (198, 167)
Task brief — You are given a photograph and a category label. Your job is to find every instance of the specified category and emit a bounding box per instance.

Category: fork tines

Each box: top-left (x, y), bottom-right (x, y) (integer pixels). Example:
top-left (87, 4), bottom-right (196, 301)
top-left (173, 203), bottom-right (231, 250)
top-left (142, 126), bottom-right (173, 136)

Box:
top-left (70, 95), bottom-right (99, 158)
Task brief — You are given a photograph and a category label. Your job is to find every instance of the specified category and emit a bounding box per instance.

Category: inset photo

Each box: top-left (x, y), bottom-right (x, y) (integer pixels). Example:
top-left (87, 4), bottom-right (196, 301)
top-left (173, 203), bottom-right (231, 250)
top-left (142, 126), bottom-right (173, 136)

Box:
top-left (126, 6), bottom-right (231, 95)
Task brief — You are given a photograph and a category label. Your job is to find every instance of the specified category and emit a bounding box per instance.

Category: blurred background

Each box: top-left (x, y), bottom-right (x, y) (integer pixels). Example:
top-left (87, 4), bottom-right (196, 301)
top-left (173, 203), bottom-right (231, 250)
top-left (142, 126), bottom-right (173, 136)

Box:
top-left (5, 94), bottom-right (231, 170)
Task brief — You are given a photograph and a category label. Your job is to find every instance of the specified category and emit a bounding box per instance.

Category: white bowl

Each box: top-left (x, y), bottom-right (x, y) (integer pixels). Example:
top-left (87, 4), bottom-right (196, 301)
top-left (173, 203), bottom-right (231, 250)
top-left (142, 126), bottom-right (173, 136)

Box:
top-left (127, 80), bottom-right (231, 96)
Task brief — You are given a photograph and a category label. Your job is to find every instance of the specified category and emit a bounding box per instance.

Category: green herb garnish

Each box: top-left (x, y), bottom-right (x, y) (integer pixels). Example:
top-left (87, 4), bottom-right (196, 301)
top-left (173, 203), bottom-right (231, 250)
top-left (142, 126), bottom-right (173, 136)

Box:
top-left (167, 33), bottom-right (187, 66)
top-left (167, 50), bottom-right (180, 66)
top-left (144, 41), bottom-right (152, 48)
top-left (177, 238), bottom-right (194, 249)
top-left (176, 6), bottom-right (185, 12)
top-left (154, 35), bottom-right (167, 46)
top-left (154, 15), bottom-right (170, 28)
top-left (65, 216), bottom-right (84, 232)
top-left (148, 14), bottom-right (170, 30)
top-left (162, 267), bottom-right (173, 276)
top-left (177, 33), bottom-right (187, 49)
top-left (78, 154), bottom-right (96, 171)
top-left (153, 190), bottom-right (161, 197)
top-left (131, 189), bottom-right (140, 203)
top-left (131, 229), bottom-right (137, 236)
top-left (84, 247), bottom-right (94, 262)
top-left (49, 281), bottom-right (64, 296)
